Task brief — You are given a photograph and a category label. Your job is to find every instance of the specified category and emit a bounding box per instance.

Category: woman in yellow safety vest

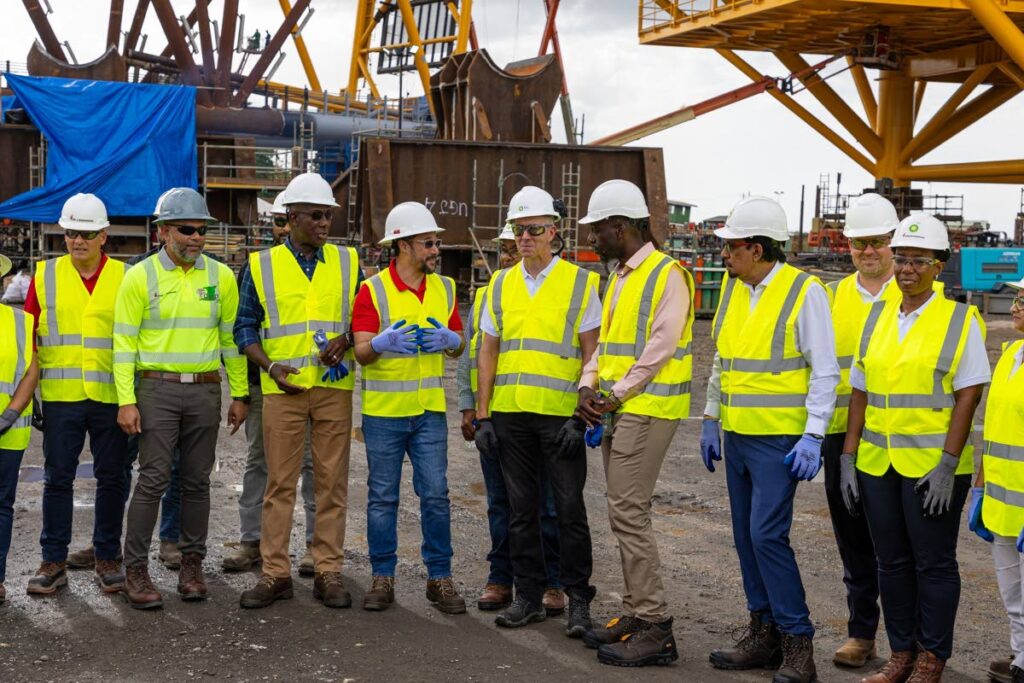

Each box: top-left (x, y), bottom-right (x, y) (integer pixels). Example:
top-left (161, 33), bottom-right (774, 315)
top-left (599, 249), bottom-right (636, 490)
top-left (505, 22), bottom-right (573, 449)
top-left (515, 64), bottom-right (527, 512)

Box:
top-left (0, 253), bottom-right (40, 604)
top-left (970, 278), bottom-right (1024, 683)
top-left (842, 214), bottom-right (990, 683)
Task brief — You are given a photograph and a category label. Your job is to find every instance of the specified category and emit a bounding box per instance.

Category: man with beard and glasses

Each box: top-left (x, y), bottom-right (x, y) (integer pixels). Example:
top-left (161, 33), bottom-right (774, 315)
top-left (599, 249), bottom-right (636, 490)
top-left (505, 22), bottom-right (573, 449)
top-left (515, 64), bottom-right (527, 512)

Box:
top-left (114, 187), bottom-right (248, 610)
top-left (352, 201), bottom-right (467, 615)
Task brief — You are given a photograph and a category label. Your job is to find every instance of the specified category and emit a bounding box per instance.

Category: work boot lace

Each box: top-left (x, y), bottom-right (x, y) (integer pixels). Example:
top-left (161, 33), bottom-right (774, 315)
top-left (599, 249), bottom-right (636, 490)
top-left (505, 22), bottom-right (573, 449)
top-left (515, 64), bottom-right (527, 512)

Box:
top-left (95, 559), bottom-right (120, 575)
top-left (180, 556), bottom-right (201, 584)
top-left (623, 618), bottom-right (656, 642)
top-left (907, 651), bottom-right (944, 682)
top-left (780, 634), bottom-right (810, 666)
top-left (876, 651), bottom-right (917, 679)
top-left (432, 577), bottom-right (458, 598)
top-left (731, 619), bottom-right (766, 653)
top-left (127, 564), bottom-right (156, 592)
top-left (371, 576), bottom-right (395, 593)
top-left (319, 571), bottom-right (342, 586)
top-left (256, 574), bottom-right (279, 590)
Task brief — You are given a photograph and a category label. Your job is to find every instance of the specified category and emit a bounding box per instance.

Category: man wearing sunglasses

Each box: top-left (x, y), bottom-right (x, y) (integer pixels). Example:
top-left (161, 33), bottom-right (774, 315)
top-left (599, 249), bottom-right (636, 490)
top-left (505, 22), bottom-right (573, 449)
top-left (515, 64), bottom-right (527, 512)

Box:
top-left (352, 201), bottom-right (467, 615)
top-left (701, 196), bottom-right (839, 683)
top-left (474, 185), bottom-right (601, 638)
top-left (114, 187), bottom-right (249, 609)
top-left (235, 172), bottom-right (361, 610)
top-left (22, 193), bottom-right (130, 598)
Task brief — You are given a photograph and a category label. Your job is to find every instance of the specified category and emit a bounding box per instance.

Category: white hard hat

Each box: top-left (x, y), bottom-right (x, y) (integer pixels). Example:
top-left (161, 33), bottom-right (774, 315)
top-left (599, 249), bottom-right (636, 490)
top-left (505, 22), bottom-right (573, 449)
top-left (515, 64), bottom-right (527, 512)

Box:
top-left (506, 186), bottom-right (560, 223)
top-left (715, 196), bottom-right (788, 242)
top-left (270, 191), bottom-right (288, 216)
top-left (579, 179), bottom-right (649, 224)
top-left (379, 201), bottom-right (444, 245)
top-left (59, 193), bottom-right (110, 230)
top-left (844, 193), bottom-right (899, 238)
top-left (890, 213), bottom-right (950, 251)
top-left (281, 172), bottom-right (339, 208)
top-left (494, 226), bottom-right (515, 242)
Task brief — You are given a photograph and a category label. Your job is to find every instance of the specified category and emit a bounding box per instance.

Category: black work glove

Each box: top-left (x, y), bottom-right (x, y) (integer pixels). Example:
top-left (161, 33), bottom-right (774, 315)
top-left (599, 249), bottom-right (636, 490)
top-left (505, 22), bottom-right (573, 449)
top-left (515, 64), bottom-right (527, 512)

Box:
top-left (474, 418), bottom-right (499, 457)
top-left (553, 416), bottom-right (586, 460)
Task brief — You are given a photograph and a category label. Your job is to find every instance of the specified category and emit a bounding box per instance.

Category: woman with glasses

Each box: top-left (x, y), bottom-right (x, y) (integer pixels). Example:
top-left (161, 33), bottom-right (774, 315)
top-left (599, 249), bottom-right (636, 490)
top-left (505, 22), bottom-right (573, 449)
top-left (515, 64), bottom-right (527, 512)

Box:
top-left (970, 282), bottom-right (1024, 683)
top-left (843, 213), bottom-right (990, 683)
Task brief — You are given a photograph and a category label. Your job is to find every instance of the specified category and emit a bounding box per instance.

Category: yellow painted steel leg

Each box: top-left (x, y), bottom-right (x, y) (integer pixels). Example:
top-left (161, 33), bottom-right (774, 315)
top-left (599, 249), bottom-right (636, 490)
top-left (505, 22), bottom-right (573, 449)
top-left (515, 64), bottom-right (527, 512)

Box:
top-left (397, 0), bottom-right (437, 118)
top-left (455, 0), bottom-right (472, 54)
top-left (900, 64), bottom-right (995, 163)
top-left (847, 58), bottom-right (878, 127)
top-left (910, 85), bottom-right (1018, 161)
top-left (997, 61), bottom-right (1024, 89)
top-left (964, 0), bottom-right (1024, 75)
top-left (901, 159), bottom-right (1024, 182)
top-left (347, 0), bottom-right (374, 94)
top-left (875, 70), bottom-right (914, 186)
top-left (913, 81), bottom-right (927, 124)
top-left (279, 0), bottom-right (321, 92)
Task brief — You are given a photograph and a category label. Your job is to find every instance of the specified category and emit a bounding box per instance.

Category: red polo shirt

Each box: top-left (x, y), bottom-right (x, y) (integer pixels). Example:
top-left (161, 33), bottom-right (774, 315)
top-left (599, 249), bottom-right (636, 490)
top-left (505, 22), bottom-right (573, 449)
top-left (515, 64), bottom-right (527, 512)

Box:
top-left (351, 260), bottom-right (462, 334)
top-left (23, 254), bottom-right (109, 346)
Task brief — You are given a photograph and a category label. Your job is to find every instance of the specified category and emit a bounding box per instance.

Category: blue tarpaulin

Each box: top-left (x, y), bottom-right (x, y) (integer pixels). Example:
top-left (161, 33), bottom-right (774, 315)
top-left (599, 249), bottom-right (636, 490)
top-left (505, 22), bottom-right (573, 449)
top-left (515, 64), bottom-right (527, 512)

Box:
top-left (0, 95), bottom-right (20, 112)
top-left (0, 75), bottom-right (196, 222)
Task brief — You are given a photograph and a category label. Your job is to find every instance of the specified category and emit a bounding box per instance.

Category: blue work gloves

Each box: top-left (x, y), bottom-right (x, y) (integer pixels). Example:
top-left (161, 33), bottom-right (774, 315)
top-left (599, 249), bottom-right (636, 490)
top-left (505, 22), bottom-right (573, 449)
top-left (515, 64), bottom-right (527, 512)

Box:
top-left (554, 416), bottom-right (587, 459)
top-left (839, 452), bottom-right (860, 516)
top-left (420, 317), bottom-right (462, 353)
top-left (0, 407), bottom-right (19, 436)
top-left (1017, 526), bottom-right (1024, 553)
top-left (370, 319), bottom-right (419, 355)
top-left (968, 486), bottom-right (994, 543)
top-left (314, 328), bottom-right (350, 383)
top-left (783, 433), bottom-right (823, 481)
top-left (915, 451), bottom-right (959, 517)
top-left (700, 419), bottom-right (722, 472)
top-left (584, 423), bottom-right (604, 448)
top-left (474, 417), bottom-right (499, 457)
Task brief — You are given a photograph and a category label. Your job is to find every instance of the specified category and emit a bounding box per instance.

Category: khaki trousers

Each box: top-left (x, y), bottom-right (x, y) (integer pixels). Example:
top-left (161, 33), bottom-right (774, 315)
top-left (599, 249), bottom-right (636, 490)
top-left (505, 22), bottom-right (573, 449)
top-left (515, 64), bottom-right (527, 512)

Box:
top-left (261, 387), bottom-right (352, 578)
top-left (601, 412), bottom-right (679, 622)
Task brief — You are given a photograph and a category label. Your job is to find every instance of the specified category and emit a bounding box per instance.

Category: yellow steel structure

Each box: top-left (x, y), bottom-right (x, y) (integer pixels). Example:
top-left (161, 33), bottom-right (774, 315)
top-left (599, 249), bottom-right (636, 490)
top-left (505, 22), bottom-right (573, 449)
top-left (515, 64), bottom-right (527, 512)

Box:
top-left (278, 0), bottom-right (322, 93)
top-left (638, 0), bottom-right (1024, 186)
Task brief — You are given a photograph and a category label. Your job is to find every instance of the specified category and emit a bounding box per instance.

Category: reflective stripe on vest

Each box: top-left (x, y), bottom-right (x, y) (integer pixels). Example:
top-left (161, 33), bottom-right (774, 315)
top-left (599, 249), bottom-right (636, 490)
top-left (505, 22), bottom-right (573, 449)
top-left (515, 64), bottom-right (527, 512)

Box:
top-left (982, 339), bottom-right (1024, 536)
top-left (0, 305), bottom-right (32, 450)
top-left (468, 286), bottom-right (486, 398)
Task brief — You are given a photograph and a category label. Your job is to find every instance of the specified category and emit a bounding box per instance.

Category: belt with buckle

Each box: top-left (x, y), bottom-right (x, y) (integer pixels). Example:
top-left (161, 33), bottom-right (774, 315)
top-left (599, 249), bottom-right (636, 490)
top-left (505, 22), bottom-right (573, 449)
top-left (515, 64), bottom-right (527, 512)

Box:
top-left (138, 371), bottom-right (222, 384)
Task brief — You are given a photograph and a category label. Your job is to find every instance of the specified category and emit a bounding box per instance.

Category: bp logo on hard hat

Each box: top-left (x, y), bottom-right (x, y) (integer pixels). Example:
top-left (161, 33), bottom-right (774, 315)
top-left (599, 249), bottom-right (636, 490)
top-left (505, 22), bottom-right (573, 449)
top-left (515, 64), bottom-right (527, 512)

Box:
top-left (908, 223), bottom-right (920, 233)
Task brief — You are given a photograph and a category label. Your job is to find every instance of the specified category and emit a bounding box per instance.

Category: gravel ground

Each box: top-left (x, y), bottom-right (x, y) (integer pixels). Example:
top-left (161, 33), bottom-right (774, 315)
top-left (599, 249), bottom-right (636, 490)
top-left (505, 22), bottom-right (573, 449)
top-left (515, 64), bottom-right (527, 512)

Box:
top-left (0, 313), bottom-right (1013, 682)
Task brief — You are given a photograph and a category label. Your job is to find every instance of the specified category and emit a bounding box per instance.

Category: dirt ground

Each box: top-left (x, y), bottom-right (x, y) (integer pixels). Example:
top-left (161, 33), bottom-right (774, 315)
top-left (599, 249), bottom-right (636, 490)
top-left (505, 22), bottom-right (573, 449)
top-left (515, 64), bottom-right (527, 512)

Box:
top-left (0, 313), bottom-right (1015, 682)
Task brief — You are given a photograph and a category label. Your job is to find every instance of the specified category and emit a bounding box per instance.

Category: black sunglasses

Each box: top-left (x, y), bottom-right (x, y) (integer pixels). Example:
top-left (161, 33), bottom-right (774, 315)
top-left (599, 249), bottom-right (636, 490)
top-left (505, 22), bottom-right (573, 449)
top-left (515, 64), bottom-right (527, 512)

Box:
top-left (272, 217), bottom-right (288, 228)
top-left (166, 224), bottom-right (208, 236)
top-left (64, 229), bottom-right (101, 241)
top-left (511, 224), bottom-right (553, 237)
top-left (290, 209), bottom-right (333, 222)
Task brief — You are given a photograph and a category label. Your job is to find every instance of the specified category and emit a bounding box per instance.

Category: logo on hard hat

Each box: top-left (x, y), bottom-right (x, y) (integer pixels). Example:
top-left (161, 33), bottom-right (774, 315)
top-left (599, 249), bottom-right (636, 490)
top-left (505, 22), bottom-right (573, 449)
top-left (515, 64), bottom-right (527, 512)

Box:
top-left (908, 223), bottom-right (920, 233)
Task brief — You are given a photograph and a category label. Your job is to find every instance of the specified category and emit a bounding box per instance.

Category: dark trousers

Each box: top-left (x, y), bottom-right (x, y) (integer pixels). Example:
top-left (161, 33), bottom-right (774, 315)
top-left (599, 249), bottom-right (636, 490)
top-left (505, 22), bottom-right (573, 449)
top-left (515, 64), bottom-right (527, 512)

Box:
top-left (124, 433), bottom-right (181, 543)
top-left (124, 380), bottom-right (221, 566)
top-left (859, 466), bottom-right (971, 660)
top-left (724, 431), bottom-right (814, 637)
top-left (0, 448), bottom-right (25, 582)
top-left (40, 400), bottom-right (128, 563)
top-left (822, 433), bottom-right (880, 639)
top-left (492, 411), bottom-right (594, 605)
top-left (479, 444), bottom-right (561, 588)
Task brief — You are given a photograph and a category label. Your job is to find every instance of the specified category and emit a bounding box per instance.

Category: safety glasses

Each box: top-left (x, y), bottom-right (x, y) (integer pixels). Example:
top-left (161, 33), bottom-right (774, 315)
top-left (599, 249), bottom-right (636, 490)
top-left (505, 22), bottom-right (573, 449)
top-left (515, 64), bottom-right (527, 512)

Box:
top-left (64, 229), bottom-right (101, 241)
top-left (722, 240), bottom-right (754, 254)
top-left (850, 237), bottom-right (891, 250)
top-left (511, 224), bottom-right (553, 237)
top-left (272, 217), bottom-right (288, 228)
top-left (1012, 296), bottom-right (1024, 309)
top-left (166, 224), bottom-right (209, 237)
top-left (414, 239), bottom-right (443, 249)
top-left (291, 209), bottom-right (333, 222)
top-left (893, 256), bottom-right (939, 271)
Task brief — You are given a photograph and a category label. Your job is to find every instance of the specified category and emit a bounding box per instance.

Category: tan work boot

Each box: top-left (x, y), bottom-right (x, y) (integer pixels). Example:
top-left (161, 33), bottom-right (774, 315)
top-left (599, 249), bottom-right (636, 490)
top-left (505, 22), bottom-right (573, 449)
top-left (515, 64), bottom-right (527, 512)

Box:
top-left (298, 544), bottom-right (314, 577)
top-left (27, 561), bottom-right (68, 596)
top-left (0, 583), bottom-right (6, 604)
top-left (362, 576), bottom-right (395, 611)
top-left (905, 650), bottom-right (944, 683)
top-left (222, 541), bottom-right (261, 572)
top-left (477, 583), bottom-right (512, 611)
top-left (426, 576), bottom-right (466, 615)
top-left (123, 564), bottom-right (163, 610)
top-left (177, 553), bottom-right (208, 601)
top-left (862, 650), bottom-right (917, 683)
top-left (835, 638), bottom-right (877, 668)
top-left (542, 587), bottom-right (566, 616)
top-left (159, 540), bottom-right (181, 570)
top-left (313, 571), bottom-right (352, 608)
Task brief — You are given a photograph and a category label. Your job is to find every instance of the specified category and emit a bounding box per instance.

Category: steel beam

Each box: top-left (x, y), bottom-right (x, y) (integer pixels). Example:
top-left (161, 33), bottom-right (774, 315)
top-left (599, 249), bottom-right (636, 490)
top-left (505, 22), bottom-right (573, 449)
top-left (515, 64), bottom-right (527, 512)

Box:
top-left (278, 0), bottom-right (322, 92)
top-left (875, 70), bottom-right (915, 185)
top-left (997, 61), bottom-right (1024, 89)
top-left (22, 0), bottom-right (67, 61)
top-left (151, 0), bottom-right (209, 104)
top-left (347, 0), bottom-right (375, 94)
top-left (107, 0), bottom-right (124, 50)
top-left (901, 64), bottom-right (996, 163)
top-left (901, 159), bottom-right (1024, 182)
top-left (125, 0), bottom-right (151, 55)
top-left (195, 0), bottom-right (216, 85)
top-left (158, 0), bottom-right (210, 59)
top-left (913, 81), bottom-right (927, 124)
top-left (232, 0), bottom-right (312, 107)
top-left (214, 0), bottom-right (238, 107)
top-left (907, 82), bottom-right (1016, 161)
top-left (964, 0), bottom-right (1024, 75)
top-left (396, 0), bottom-right (438, 117)
top-left (847, 58), bottom-right (878, 127)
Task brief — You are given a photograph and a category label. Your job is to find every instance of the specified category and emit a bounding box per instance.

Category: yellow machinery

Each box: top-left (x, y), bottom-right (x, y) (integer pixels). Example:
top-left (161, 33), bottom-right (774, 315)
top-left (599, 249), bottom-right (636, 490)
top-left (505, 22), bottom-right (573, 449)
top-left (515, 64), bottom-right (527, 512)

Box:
top-left (634, 0), bottom-right (1024, 186)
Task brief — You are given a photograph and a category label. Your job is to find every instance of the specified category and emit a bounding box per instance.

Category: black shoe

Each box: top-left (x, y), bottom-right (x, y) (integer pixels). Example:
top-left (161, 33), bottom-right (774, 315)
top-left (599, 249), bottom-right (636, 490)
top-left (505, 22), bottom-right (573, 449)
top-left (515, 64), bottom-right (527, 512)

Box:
top-left (1011, 665), bottom-right (1024, 683)
top-left (597, 618), bottom-right (679, 667)
top-left (584, 614), bottom-right (643, 649)
top-left (773, 633), bottom-right (816, 683)
top-left (565, 593), bottom-right (592, 638)
top-left (709, 612), bottom-right (782, 670)
top-left (495, 594), bottom-right (545, 628)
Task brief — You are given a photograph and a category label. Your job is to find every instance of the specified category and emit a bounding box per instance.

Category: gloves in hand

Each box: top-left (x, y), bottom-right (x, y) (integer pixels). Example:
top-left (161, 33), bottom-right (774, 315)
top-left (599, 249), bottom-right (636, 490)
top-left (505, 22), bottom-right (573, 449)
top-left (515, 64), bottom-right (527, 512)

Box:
top-left (839, 452), bottom-right (860, 516)
top-left (0, 407), bottom-right (19, 435)
top-left (1017, 525), bottom-right (1024, 554)
top-left (474, 418), bottom-right (499, 456)
top-left (420, 317), bottom-right (462, 353)
top-left (783, 434), bottom-right (824, 481)
top-left (915, 451), bottom-right (960, 517)
top-left (371, 319), bottom-right (419, 355)
top-left (314, 328), bottom-right (350, 383)
top-left (968, 486), bottom-right (994, 542)
top-left (700, 419), bottom-right (722, 473)
top-left (553, 416), bottom-right (586, 459)
top-left (584, 423), bottom-right (604, 449)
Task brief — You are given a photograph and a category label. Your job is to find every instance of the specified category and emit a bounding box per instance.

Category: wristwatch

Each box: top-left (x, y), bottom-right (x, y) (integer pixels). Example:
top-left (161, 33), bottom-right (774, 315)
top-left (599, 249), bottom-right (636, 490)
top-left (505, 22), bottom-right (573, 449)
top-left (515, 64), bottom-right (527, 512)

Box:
top-left (605, 390), bottom-right (623, 408)
top-left (232, 395), bottom-right (251, 405)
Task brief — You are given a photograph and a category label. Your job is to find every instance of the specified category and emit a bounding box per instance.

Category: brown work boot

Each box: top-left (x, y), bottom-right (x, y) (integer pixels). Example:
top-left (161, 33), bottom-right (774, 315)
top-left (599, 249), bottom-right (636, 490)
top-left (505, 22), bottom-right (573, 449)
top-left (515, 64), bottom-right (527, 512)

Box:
top-left (363, 576), bottom-right (395, 611)
top-left (597, 617), bottom-right (679, 667)
top-left (773, 634), bottom-right (817, 683)
top-left (313, 571), bottom-right (352, 608)
top-left (159, 540), bottom-right (181, 570)
top-left (990, 656), bottom-right (1014, 683)
top-left (298, 544), bottom-right (314, 577)
top-left (835, 638), bottom-right (877, 668)
top-left (27, 561), bottom-right (68, 596)
top-left (426, 576), bottom-right (466, 615)
top-left (0, 583), bottom-right (6, 605)
top-left (585, 614), bottom-right (644, 649)
top-left (94, 559), bottom-right (125, 593)
top-left (67, 545), bottom-right (96, 569)
top-left (123, 564), bottom-right (163, 610)
top-left (477, 583), bottom-right (512, 611)
top-left (905, 650), bottom-right (945, 683)
top-left (710, 612), bottom-right (783, 670)
top-left (240, 574), bottom-right (293, 609)
top-left (862, 650), bottom-right (918, 683)
top-left (222, 541), bottom-right (261, 572)
top-left (543, 587), bottom-right (566, 616)
top-left (177, 553), bottom-right (208, 601)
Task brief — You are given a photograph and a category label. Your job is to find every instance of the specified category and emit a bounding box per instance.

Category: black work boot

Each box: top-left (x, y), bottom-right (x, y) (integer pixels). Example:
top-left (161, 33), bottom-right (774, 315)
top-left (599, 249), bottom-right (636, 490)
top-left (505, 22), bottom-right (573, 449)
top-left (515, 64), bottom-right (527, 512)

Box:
top-left (709, 612), bottom-right (783, 670)
top-left (773, 633), bottom-right (817, 683)
top-left (494, 594), bottom-right (545, 628)
top-left (597, 617), bottom-right (679, 667)
top-left (565, 592), bottom-right (592, 638)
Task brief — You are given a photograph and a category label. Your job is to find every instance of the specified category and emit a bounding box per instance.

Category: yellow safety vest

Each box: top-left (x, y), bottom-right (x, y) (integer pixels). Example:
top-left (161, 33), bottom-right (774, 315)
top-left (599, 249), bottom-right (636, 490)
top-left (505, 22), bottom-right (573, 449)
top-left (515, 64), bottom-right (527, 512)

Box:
top-left (361, 268), bottom-right (455, 417)
top-left (468, 286), bottom-right (487, 399)
top-left (488, 259), bottom-right (599, 417)
top-left (712, 263), bottom-right (820, 435)
top-left (598, 250), bottom-right (695, 420)
top-left (0, 304), bottom-right (33, 450)
top-left (35, 255), bottom-right (126, 404)
top-left (113, 249), bottom-right (247, 405)
top-left (250, 244), bottom-right (359, 394)
top-left (856, 295), bottom-right (981, 477)
top-left (982, 340), bottom-right (1024, 537)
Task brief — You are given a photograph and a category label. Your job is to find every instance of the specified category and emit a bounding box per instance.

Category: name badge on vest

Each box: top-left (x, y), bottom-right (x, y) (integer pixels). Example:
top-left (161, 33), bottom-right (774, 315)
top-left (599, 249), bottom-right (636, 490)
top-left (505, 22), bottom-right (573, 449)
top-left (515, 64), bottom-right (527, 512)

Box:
top-left (197, 285), bottom-right (219, 302)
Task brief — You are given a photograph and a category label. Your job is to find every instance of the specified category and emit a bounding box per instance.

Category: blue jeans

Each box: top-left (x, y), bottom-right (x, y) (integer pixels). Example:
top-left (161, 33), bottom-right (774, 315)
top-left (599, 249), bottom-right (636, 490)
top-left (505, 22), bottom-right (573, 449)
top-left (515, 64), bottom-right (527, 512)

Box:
top-left (479, 445), bottom-right (561, 588)
top-left (724, 431), bottom-right (813, 637)
top-left (0, 448), bottom-right (25, 583)
top-left (125, 433), bottom-right (181, 543)
top-left (40, 400), bottom-right (128, 562)
top-left (362, 411), bottom-right (453, 579)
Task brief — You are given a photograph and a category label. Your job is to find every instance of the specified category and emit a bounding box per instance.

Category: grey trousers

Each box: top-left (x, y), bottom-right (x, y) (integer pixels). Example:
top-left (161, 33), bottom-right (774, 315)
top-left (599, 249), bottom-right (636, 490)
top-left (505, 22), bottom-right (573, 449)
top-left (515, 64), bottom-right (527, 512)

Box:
top-left (994, 534), bottom-right (1024, 670)
top-left (240, 385), bottom-right (315, 544)
top-left (124, 379), bottom-right (220, 566)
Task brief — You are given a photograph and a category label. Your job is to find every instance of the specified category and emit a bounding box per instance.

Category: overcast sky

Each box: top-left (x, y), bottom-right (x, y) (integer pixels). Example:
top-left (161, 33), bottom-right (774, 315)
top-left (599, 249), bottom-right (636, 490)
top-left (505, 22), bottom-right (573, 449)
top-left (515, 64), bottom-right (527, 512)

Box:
top-left (3, 0), bottom-right (1023, 233)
